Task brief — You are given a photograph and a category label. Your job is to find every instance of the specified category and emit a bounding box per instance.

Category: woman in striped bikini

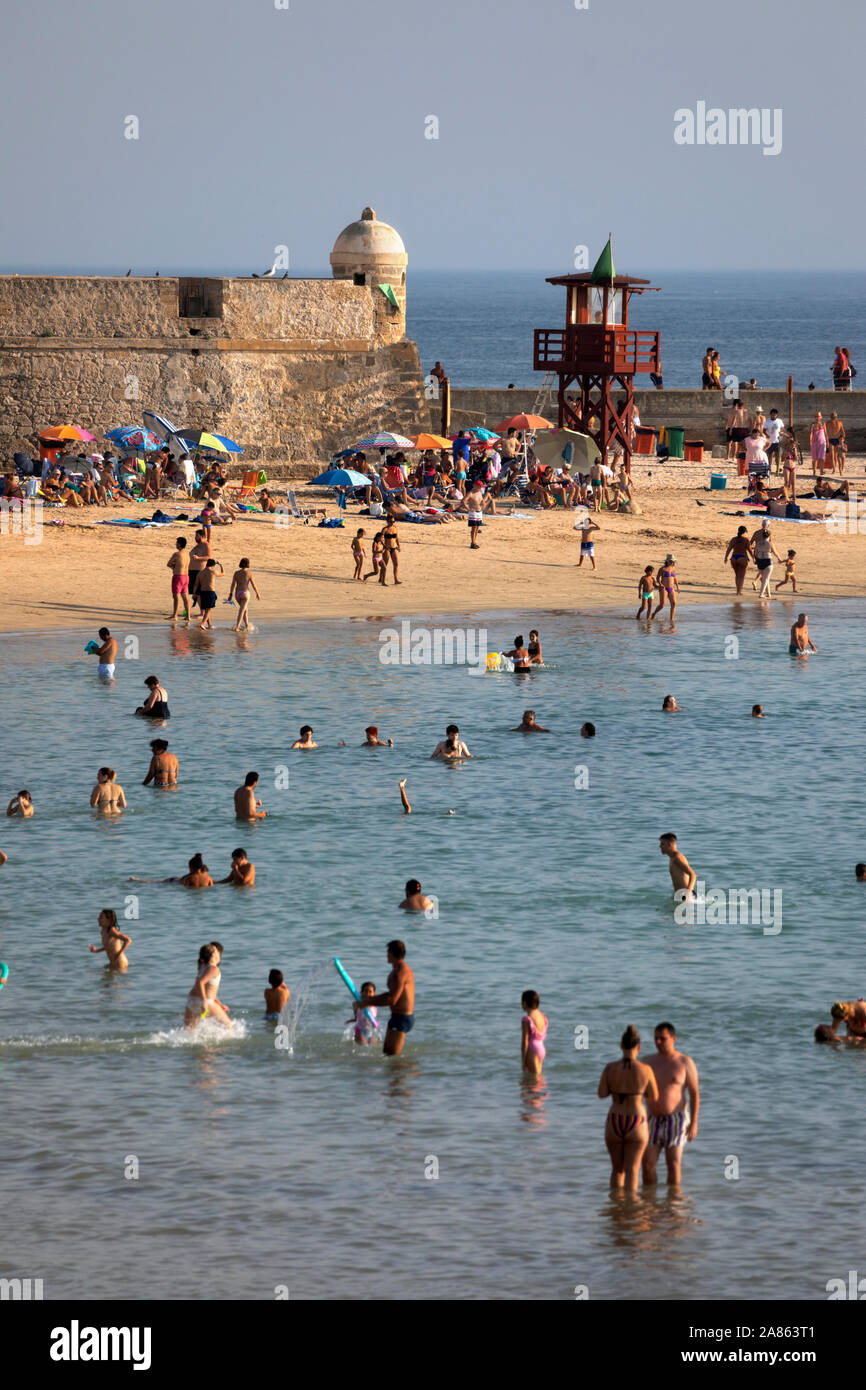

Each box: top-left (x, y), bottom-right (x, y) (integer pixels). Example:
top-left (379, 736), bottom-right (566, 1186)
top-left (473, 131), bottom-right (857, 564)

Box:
top-left (598, 1026), bottom-right (659, 1190)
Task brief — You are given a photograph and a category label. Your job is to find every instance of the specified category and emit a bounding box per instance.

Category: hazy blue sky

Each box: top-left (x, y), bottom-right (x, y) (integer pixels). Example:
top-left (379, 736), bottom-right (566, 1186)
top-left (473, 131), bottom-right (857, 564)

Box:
top-left (3, 0), bottom-right (863, 273)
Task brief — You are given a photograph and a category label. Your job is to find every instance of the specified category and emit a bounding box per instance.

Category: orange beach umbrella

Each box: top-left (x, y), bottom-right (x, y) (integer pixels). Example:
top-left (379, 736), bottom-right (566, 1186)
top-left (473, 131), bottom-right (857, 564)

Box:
top-left (409, 433), bottom-right (452, 450)
top-left (39, 424), bottom-right (96, 442)
top-left (495, 413), bottom-right (552, 432)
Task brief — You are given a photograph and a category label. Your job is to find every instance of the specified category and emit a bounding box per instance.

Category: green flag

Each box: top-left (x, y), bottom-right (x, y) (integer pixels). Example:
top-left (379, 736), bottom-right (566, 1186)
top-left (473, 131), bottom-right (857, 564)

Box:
top-left (378, 283), bottom-right (400, 309)
top-left (590, 239), bottom-right (615, 285)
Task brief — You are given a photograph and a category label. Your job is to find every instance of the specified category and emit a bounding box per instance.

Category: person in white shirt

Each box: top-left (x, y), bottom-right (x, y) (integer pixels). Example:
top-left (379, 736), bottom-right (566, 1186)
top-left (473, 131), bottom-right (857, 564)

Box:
top-left (764, 410), bottom-right (784, 475)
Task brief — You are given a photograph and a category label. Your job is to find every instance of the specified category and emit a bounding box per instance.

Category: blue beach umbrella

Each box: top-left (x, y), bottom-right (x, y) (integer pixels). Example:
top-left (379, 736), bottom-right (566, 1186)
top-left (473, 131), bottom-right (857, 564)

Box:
top-left (106, 426), bottom-right (162, 452)
top-left (142, 411), bottom-right (189, 458)
top-left (178, 430), bottom-right (244, 454)
top-left (309, 468), bottom-right (373, 488)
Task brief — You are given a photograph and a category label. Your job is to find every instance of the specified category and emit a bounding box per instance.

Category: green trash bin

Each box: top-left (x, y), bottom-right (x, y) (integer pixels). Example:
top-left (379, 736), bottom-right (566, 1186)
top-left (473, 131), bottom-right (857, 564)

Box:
top-left (665, 426), bottom-right (685, 459)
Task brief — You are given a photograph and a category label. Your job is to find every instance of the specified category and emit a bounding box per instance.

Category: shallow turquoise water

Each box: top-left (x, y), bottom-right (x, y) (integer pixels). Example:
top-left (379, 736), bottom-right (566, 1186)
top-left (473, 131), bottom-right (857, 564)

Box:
top-left (1, 600), bottom-right (864, 1300)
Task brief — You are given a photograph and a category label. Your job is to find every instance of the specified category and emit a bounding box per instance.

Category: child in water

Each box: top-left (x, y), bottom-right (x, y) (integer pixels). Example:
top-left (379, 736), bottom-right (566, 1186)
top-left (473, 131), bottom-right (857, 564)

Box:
top-left (88, 909), bottom-right (132, 971)
top-left (264, 969), bottom-right (290, 1020)
top-left (348, 982), bottom-right (378, 1045)
top-left (521, 989), bottom-right (548, 1077)
top-left (636, 566), bottom-right (655, 620)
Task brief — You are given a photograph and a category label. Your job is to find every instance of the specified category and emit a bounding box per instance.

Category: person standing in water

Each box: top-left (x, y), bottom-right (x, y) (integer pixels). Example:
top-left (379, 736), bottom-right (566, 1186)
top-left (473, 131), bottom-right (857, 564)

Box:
top-left (234, 771), bottom-right (267, 821)
top-left (218, 847), bottom-right (256, 886)
top-left (90, 767), bottom-right (127, 814)
top-left (790, 613), bottom-right (817, 655)
top-left (527, 630), bottom-right (543, 664)
top-left (135, 676), bottom-right (170, 721)
top-left (642, 1022), bottom-right (700, 1186)
top-left (88, 909), bottom-right (132, 971)
top-left (229, 558), bottom-right (261, 633)
top-left (504, 636), bottom-right (531, 671)
top-left (512, 710), bottom-right (549, 732)
top-left (598, 1026), bottom-right (659, 1191)
top-left (292, 725), bottom-right (317, 749)
top-left (142, 739), bottom-right (178, 786)
top-left (362, 941), bottom-right (415, 1056)
top-left (659, 833), bottom-right (697, 900)
top-left (652, 555), bottom-right (679, 619)
top-left (6, 790), bottom-right (34, 818)
top-left (431, 724), bottom-right (472, 759)
top-left (91, 627), bottom-right (117, 681)
top-left (520, 990), bottom-right (548, 1078)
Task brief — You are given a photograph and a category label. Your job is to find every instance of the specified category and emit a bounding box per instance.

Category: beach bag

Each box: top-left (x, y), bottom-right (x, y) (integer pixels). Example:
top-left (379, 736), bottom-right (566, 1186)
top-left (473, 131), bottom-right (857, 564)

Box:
top-left (318, 517), bottom-right (344, 528)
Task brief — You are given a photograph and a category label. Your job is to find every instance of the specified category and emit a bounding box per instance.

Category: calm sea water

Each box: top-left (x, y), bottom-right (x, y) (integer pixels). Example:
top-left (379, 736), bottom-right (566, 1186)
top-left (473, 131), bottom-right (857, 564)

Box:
top-left (406, 269), bottom-right (866, 392)
top-left (1, 600), bottom-right (865, 1301)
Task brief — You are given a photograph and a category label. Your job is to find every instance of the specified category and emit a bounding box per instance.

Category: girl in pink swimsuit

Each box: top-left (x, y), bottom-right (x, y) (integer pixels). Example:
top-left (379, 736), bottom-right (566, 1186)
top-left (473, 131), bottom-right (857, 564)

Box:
top-left (521, 990), bottom-right (549, 1077)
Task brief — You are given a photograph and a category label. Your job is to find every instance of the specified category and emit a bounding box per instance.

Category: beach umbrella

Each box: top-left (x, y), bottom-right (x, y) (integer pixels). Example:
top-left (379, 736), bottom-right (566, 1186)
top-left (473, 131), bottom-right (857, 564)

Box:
top-left (177, 430), bottom-right (244, 453)
top-left (351, 432), bottom-right (414, 450)
top-left (495, 413), bottom-right (553, 432)
top-left (106, 426), bottom-right (162, 452)
top-left (142, 411), bottom-right (189, 459)
top-left (451, 427), bottom-right (500, 442)
top-left (39, 424), bottom-right (95, 442)
top-left (532, 427), bottom-right (600, 471)
top-left (309, 468), bottom-right (373, 488)
top-left (409, 433), bottom-right (452, 450)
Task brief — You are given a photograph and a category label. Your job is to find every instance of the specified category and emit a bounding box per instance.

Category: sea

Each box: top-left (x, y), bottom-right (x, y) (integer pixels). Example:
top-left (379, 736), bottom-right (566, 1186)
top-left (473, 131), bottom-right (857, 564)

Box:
top-left (2, 599), bottom-right (864, 1300)
top-left (405, 269), bottom-right (866, 393)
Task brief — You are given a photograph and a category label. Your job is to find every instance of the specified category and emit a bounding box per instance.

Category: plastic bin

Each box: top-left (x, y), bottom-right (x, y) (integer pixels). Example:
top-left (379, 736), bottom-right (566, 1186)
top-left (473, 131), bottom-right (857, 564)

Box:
top-left (684, 441), bottom-right (704, 462)
top-left (710, 472), bottom-right (727, 490)
top-left (665, 427), bottom-right (685, 459)
top-left (634, 427), bottom-right (657, 455)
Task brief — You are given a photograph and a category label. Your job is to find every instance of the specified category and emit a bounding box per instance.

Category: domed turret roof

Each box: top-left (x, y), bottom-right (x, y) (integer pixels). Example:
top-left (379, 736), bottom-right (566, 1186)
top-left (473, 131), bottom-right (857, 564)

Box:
top-left (331, 208), bottom-right (407, 266)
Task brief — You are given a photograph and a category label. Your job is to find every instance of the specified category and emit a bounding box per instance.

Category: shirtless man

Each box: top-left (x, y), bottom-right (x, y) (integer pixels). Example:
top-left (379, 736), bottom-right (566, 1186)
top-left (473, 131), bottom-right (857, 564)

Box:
top-left (363, 940), bottom-right (415, 1056)
top-left (6, 790), bottom-right (34, 818)
top-left (218, 847), bottom-right (255, 887)
top-left (790, 613), bottom-right (817, 655)
top-left (92, 627), bottom-right (117, 682)
top-left (292, 725), bottom-right (317, 749)
top-left (234, 771), bottom-right (267, 820)
top-left (512, 709), bottom-right (549, 732)
top-left (399, 879), bottom-right (433, 913)
top-left (142, 738), bottom-right (178, 786)
top-left (660, 833), bottom-right (697, 900)
top-left (88, 909), bottom-right (132, 971)
top-left (431, 724), bottom-right (472, 760)
top-left (643, 1022), bottom-right (700, 1185)
top-left (362, 725), bottom-right (393, 747)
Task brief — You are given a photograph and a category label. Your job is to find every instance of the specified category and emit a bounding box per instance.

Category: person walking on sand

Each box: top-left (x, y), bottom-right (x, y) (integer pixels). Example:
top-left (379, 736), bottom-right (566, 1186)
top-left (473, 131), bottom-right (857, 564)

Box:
top-left (724, 526), bottom-right (754, 596)
top-left (827, 410), bottom-right (846, 475)
top-left (196, 559), bottom-right (220, 629)
top-left (229, 558), bottom-right (261, 632)
top-left (790, 613), bottom-right (817, 655)
top-left (659, 832), bottom-right (696, 900)
top-left (750, 520), bottom-right (783, 599)
top-left (642, 1022), bottom-right (700, 1187)
top-left (234, 771), bottom-right (267, 821)
top-left (378, 515), bottom-right (402, 584)
top-left (90, 767), bottom-right (126, 814)
top-left (464, 479), bottom-right (486, 549)
top-left (598, 1026), bottom-right (659, 1191)
top-left (652, 555), bottom-right (679, 619)
top-left (521, 990), bottom-right (548, 1078)
top-left (774, 549), bottom-right (798, 594)
top-left (168, 536), bottom-right (191, 621)
top-left (88, 909), bottom-right (132, 971)
top-left (361, 940), bottom-right (415, 1056)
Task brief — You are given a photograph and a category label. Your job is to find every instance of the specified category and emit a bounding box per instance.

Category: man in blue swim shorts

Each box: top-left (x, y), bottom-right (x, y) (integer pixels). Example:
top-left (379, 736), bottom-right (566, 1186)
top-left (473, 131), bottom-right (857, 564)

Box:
top-left (363, 940), bottom-right (415, 1056)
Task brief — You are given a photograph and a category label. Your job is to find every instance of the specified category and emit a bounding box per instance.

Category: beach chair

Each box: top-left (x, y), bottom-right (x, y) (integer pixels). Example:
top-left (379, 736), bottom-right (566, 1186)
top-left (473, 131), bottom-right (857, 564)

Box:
top-left (286, 488), bottom-right (324, 519)
top-left (227, 469), bottom-right (264, 503)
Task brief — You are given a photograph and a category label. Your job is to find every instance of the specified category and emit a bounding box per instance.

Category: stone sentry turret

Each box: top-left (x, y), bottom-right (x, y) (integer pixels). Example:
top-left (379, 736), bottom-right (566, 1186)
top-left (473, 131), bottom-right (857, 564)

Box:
top-left (330, 207), bottom-right (407, 334)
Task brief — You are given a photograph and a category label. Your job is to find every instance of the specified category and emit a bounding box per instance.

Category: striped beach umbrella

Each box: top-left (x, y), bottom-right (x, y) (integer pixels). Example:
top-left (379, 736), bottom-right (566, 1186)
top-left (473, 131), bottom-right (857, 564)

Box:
top-left (351, 432), bottom-right (414, 450)
top-left (177, 430), bottom-right (244, 453)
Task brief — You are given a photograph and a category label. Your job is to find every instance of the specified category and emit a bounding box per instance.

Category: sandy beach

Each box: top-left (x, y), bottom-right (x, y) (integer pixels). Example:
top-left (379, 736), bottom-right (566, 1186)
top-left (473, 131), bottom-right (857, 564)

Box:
top-left (2, 457), bottom-right (865, 632)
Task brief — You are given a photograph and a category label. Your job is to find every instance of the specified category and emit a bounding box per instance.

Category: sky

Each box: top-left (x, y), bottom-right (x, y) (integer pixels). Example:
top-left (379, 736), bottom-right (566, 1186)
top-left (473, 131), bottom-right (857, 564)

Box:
top-left (3, 0), bottom-right (864, 274)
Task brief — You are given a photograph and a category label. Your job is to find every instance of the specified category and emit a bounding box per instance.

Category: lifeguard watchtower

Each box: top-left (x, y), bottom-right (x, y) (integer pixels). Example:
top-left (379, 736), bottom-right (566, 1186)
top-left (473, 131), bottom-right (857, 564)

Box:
top-left (533, 242), bottom-right (660, 469)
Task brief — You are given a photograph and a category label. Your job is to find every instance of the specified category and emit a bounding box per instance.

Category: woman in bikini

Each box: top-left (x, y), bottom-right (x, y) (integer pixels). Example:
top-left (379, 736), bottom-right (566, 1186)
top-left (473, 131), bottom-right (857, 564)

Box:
top-left (135, 676), bottom-right (170, 721)
top-left (184, 943), bottom-right (232, 1029)
top-left (724, 526), bottom-right (755, 596)
top-left (527, 629), bottom-right (543, 665)
top-left (598, 1025), bottom-right (659, 1190)
top-left (229, 557), bottom-right (261, 632)
top-left (520, 989), bottom-right (548, 1078)
top-left (89, 767), bottom-right (127, 815)
top-left (651, 555), bottom-right (679, 619)
top-left (378, 516), bottom-right (401, 585)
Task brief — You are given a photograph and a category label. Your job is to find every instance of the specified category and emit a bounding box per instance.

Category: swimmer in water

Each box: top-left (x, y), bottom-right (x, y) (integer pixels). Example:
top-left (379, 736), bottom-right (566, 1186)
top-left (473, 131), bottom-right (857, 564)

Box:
top-left (504, 636), bottom-right (531, 672)
top-left (234, 771), bottom-right (267, 821)
top-left (348, 981), bottom-right (378, 1045)
top-left (142, 739), bottom-right (178, 787)
top-left (659, 832), bottom-right (697, 901)
top-left (662, 695), bottom-right (681, 712)
top-left (185, 943), bottom-right (231, 1029)
top-left (87, 909), bottom-right (132, 971)
top-left (856, 863), bottom-right (866, 882)
top-left (363, 725), bottom-right (393, 747)
top-left (752, 705), bottom-right (765, 718)
top-left (399, 878), bottom-right (434, 913)
top-left (218, 847), bottom-right (255, 887)
top-left (598, 1025), bottom-right (659, 1191)
top-left (580, 722), bottom-right (596, 738)
top-left (90, 767), bottom-right (127, 814)
top-left (829, 999), bottom-right (866, 1040)
top-left (512, 710), bottom-right (549, 733)
top-left (264, 968), bottom-right (290, 1020)
top-left (520, 989), bottom-right (548, 1078)
top-left (292, 725), bottom-right (317, 749)
top-left (134, 853), bottom-right (212, 888)
top-left (790, 613), bottom-right (817, 655)
top-left (6, 790), bottom-right (34, 818)
top-left (431, 724), bottom-right (472, 760)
